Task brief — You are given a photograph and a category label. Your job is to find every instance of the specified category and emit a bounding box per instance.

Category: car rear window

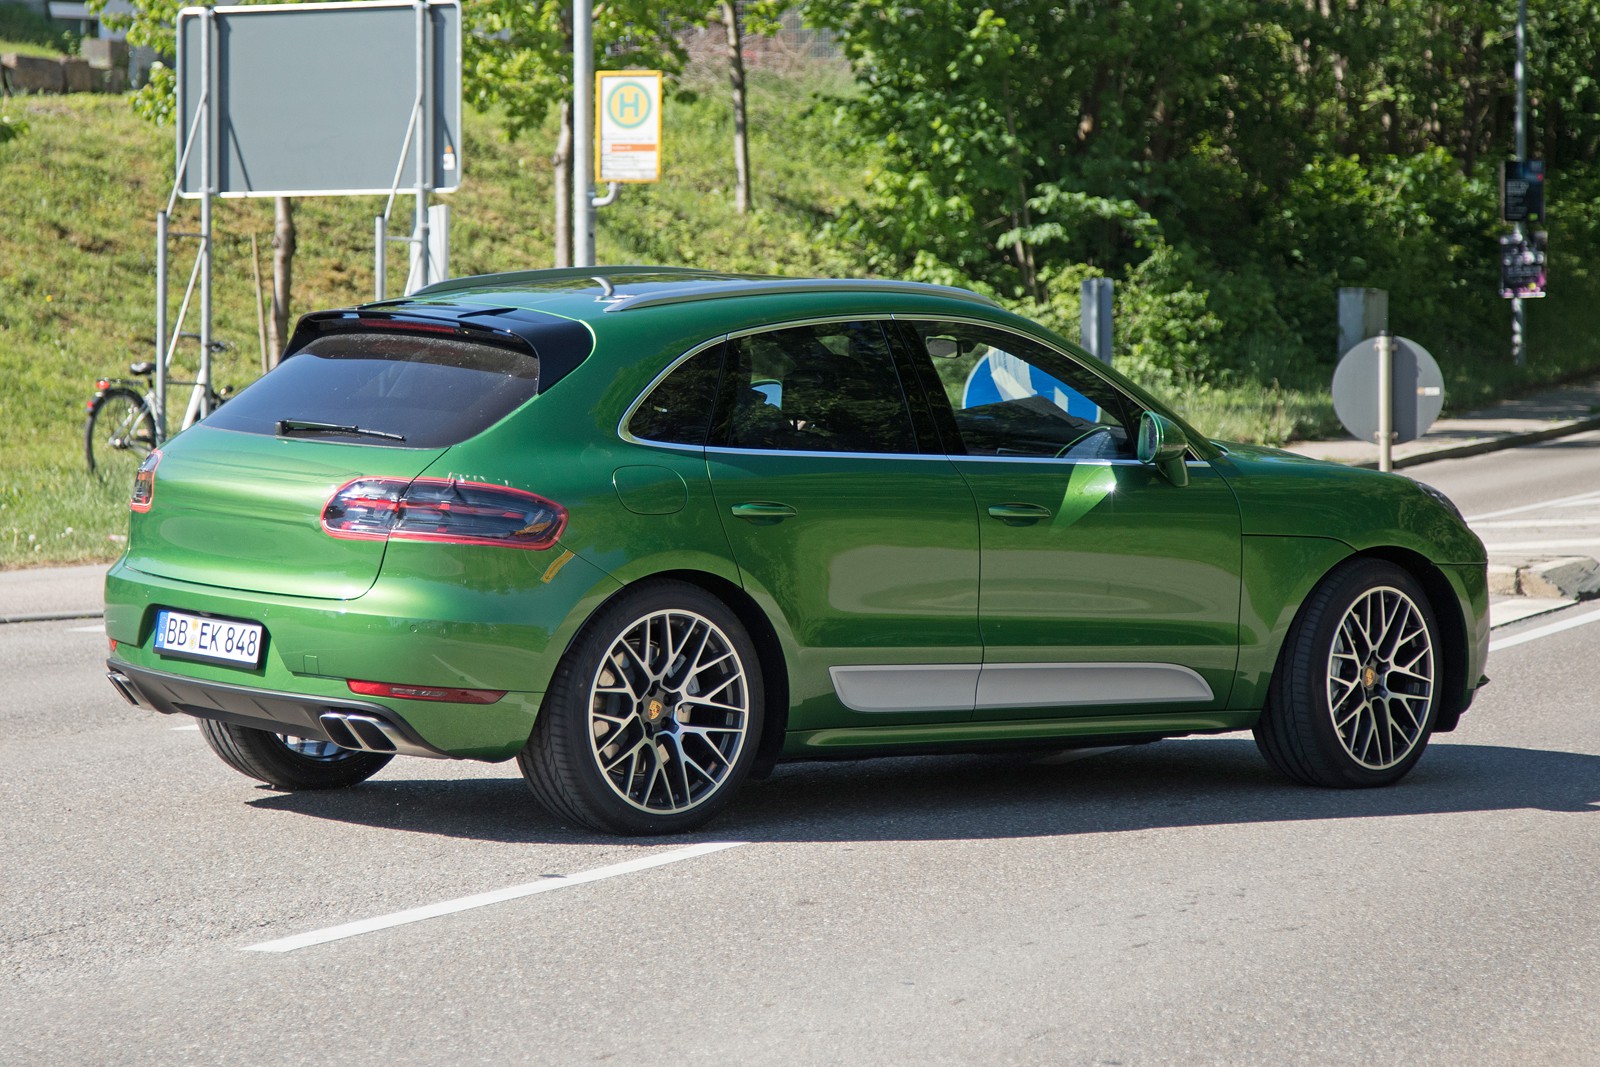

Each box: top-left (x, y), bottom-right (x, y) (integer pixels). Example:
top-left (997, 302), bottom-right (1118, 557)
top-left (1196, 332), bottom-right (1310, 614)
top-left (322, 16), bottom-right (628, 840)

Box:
top-left (202, 331), bottom-right (542, 448)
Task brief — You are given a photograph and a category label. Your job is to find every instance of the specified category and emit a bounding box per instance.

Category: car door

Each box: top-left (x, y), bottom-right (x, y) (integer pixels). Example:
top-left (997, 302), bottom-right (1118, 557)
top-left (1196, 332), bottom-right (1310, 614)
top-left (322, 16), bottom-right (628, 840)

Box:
top-left (892, 318), bottom-right (1243, 720)
top-left (702, 318), bottom-right (982, 731)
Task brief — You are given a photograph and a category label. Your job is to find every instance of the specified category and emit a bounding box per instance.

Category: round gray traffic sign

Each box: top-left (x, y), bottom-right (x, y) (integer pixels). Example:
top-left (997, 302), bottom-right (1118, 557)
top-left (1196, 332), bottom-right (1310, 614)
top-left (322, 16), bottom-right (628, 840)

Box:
top-left (1332, 335), bottom-right (1444, 444)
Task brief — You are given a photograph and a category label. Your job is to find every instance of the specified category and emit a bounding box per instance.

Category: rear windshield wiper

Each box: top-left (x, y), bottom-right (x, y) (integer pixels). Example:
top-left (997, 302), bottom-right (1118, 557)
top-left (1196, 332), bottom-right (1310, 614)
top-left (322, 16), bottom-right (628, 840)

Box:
top-left (276, 419), bottom-right (407, 442)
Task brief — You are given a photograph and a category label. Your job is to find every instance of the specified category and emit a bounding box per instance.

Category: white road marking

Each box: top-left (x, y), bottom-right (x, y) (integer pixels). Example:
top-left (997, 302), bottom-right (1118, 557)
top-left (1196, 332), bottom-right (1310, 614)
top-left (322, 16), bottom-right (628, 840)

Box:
top-left (1467, 489), bottom-right (1600, 523)
top-left (1481, 539), bottom-right (1600, 552)
top-left (1472, 518), bottom-right (1600, 529)
top-left (68, 624), bottom-right (105, 633)
top-left (1490, 607), bottom-right (1600, 653)
top-left (244, 841), bottom-right (747, 953)
top-left (171, 725), bottom-right (200, 731)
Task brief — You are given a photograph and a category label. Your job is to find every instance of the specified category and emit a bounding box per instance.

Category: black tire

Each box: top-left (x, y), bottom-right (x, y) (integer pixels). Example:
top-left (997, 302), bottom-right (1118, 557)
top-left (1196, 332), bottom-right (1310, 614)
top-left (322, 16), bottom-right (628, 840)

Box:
top-left (520, 581), bottom-right (765, 835)
top-left (198, 718), bottom-right (392, 790)
top-left (1255, 558), bottom-right (1442, 788)
top-left (85, 387), bottom-right (156, 478)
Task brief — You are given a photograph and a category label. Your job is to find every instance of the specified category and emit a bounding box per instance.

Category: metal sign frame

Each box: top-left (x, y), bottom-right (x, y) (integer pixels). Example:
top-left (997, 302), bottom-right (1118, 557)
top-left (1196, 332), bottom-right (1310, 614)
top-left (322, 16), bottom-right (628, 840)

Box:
top-left (160, 0), bottom-right (462, 412)
top-left (175, 0), bottom-right (462, 199)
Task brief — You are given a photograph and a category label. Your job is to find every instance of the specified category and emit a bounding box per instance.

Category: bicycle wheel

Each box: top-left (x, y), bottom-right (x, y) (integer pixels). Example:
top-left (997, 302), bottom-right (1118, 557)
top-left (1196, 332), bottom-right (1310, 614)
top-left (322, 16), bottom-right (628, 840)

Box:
top-left (85, 387), bottom-right (157, 478)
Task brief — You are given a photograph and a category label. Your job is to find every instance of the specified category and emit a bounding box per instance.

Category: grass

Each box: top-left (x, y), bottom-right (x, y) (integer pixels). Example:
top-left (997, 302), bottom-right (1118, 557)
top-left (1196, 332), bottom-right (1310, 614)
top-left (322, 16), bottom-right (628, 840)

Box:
top-left (1166, 378), bottom-right (1341, 446)
top-left (0, 37), bottom-right (63, 57)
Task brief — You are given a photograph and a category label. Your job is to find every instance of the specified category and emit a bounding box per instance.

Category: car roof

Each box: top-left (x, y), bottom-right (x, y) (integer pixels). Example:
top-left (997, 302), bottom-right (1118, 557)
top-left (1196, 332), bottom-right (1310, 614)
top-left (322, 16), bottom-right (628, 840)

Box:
top-left (394, 266), bottom-right (1000, 322)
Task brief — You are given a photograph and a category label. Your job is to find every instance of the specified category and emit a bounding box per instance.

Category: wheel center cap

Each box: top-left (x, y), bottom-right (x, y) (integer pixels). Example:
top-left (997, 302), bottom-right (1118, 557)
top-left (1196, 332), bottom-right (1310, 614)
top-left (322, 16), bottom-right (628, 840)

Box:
top-left (642, 693), bottom-right (681, 735)
top-left (1361, 663), bottom-right (1389, 695)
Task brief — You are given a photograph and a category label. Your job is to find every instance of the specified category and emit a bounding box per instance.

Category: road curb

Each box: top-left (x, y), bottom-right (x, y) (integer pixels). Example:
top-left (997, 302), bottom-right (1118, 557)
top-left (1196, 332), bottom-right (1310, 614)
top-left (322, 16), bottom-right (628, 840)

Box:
top-left (0, 611), bottom-right (104, 625)
top-left (1490, 557), bottom-right (1600, 601)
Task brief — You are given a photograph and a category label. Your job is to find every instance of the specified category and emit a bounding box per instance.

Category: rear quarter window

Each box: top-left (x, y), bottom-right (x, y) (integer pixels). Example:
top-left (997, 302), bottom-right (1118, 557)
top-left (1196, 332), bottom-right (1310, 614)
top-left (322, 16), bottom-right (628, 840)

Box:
top-left (203, 331), bottom-right (542, 448)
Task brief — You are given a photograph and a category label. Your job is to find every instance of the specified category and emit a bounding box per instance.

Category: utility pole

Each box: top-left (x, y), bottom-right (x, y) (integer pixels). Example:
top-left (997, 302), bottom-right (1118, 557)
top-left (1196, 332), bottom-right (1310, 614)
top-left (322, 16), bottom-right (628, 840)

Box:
top-left (572, 0), bottom-right (595, 268)
top-left (1512, 0), bottom-right (1528, 365)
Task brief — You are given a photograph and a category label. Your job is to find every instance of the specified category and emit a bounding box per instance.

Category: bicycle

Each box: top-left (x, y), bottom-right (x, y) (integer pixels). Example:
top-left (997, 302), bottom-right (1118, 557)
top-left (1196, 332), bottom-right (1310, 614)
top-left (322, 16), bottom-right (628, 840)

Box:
top-left (85, 338), bottom-right (234, 478)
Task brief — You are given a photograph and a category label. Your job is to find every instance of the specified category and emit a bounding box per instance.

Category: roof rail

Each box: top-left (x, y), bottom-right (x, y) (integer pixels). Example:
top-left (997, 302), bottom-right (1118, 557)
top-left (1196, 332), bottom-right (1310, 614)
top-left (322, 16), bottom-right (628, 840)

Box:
top-left (409, 265), bottom-right (720, 299)
top-left (602, 277), bottom-right (999, 313)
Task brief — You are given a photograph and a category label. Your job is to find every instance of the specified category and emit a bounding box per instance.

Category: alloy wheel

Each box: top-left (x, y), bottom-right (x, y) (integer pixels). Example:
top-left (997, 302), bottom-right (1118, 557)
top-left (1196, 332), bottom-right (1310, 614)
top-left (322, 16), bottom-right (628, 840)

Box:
top-left (1326, 585), bottom-right (1435, 770)
top-left (586, 609), bottom-right (751, 814)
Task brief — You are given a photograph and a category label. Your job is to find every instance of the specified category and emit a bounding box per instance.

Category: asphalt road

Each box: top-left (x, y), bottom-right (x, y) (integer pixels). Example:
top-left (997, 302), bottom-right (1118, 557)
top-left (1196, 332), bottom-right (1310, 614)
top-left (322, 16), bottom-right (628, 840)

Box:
top-left (5, 443), bottom-right (1600, 1065)
top-left (1408, 426), bottom-right (1600, 566)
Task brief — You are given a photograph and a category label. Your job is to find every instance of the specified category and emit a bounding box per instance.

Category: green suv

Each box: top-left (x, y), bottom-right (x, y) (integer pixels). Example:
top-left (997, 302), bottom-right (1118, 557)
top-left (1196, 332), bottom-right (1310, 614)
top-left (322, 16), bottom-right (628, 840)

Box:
top-left (104, 268), bottom-right (1490, 834)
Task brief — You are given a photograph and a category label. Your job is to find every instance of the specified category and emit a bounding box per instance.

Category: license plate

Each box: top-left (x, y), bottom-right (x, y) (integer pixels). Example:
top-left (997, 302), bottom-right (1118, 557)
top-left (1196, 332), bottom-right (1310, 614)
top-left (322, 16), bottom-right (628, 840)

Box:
top-left (153, 610), bottom-right (266, 668)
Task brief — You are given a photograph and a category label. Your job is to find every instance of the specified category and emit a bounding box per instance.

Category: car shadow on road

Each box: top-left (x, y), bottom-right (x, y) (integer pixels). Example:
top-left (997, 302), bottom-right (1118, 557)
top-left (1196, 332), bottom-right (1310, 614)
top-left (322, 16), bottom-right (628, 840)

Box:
top-left (245, 736), bottom-right (1600, 845)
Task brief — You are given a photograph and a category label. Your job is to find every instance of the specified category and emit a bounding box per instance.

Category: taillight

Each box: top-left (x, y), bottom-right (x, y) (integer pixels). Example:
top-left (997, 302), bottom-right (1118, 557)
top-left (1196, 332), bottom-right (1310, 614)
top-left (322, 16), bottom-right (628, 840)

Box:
top-left (130, 450), bottom-right (161, 512)
top-left (347, 679), bottom-right (506, 704)
top-left (322, 477), bottom-right (567, 550)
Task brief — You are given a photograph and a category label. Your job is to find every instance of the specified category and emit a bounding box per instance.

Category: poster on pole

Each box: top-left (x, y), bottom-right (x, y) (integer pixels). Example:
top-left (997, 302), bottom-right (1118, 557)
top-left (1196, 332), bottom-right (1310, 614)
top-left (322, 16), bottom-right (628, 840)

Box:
top-left (596, 70), bottom-right (662, 183)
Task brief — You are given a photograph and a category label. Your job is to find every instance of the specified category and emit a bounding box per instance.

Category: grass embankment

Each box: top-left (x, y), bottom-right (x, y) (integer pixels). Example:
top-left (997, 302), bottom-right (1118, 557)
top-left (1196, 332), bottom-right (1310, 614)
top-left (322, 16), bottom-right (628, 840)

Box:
top-left (12, 66), bottom-right (1578, 569)
top-left (0, 72), bottom-right (873, 567)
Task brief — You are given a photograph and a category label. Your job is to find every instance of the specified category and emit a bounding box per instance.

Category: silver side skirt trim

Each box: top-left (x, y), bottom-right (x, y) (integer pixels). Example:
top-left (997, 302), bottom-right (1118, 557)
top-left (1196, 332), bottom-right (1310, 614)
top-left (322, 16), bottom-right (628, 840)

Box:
top-left (830, 661), bottom-right (1214, 714)
top-left (829, 664), bottom-right (981, 714)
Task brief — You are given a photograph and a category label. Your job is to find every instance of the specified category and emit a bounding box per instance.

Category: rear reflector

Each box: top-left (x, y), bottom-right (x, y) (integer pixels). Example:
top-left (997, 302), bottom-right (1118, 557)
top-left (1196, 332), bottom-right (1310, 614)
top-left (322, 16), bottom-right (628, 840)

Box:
top-left (322, 477), bottom-right (566, 550)
top-left (347, 679), bottom-right (507, 704)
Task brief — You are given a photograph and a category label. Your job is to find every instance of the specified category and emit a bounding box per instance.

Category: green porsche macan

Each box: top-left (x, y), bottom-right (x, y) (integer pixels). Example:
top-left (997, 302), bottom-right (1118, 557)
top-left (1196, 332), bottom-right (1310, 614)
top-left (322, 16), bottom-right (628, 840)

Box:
top-left (104, 268), bottom-right (1490, 834)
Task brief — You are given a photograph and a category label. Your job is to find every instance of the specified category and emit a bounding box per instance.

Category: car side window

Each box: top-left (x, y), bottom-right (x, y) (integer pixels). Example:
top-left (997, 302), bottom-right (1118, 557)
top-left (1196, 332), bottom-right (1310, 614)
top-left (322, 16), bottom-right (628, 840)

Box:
top-left (899, 320), bottom-right (1136, 460)
top-left (627, 343), bottom-right (726, 446)
top-left (711, 321), bottom-right (919, 455)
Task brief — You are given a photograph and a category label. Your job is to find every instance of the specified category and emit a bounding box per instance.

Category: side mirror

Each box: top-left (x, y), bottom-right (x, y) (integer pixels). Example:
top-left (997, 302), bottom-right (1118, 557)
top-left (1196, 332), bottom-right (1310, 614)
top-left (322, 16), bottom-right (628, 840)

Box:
top-left (1137, 411), bottom-right (1190, 487)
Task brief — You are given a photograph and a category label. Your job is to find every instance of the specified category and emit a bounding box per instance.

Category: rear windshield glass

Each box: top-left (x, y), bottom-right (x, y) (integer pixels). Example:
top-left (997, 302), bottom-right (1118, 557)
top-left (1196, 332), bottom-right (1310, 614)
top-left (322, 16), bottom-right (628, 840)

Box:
top-left (202, 331), bottom-right (540, 448)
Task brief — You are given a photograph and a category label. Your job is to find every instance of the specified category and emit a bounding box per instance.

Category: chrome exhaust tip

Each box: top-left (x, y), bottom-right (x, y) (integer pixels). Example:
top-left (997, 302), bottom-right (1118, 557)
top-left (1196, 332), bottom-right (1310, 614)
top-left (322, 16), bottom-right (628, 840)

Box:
top-left (106, 670), bottom-right (142, 708)
top-left (318, 711), bottom-right (441, 759)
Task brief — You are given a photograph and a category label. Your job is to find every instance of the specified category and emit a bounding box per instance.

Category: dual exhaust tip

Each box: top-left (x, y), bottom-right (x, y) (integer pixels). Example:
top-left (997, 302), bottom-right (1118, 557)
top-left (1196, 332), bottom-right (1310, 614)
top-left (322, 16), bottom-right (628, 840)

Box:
top-left (318, 711), bottom-right (402, 754)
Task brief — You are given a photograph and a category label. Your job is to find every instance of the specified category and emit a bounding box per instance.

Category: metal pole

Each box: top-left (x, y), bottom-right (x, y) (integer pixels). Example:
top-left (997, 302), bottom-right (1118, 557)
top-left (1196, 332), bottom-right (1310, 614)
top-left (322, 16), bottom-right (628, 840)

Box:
top-left (573, 0), bottom-right (594, 268)
top-left (1512, 0), bottom-right (1528, 366)
top-left (197, 7), bottom-right (214, 422)
top-left (414, 0), bottom-right (431, 289)
top-left (374, 215), bottom-right (386, 301)
top-left (1377, 331), bottom-right (1394, 473)
top-left (155, 210), bottom-right (168, 442)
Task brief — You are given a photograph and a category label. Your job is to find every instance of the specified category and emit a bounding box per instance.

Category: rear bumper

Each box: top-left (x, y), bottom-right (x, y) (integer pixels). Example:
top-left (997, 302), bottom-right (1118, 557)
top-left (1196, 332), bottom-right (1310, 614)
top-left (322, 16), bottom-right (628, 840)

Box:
top-left (102, 553), bottom-right (621, 759)
top-left (107, 660), bottom-right (451, 758)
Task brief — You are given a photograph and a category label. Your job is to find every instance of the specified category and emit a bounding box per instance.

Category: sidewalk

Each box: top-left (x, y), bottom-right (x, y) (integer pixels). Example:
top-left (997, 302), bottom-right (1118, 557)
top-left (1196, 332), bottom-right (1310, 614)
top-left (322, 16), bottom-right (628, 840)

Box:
top-left (1283, 374), bottom-right (1600, 469)
top-left (0, 562), bottom-right (107, 623)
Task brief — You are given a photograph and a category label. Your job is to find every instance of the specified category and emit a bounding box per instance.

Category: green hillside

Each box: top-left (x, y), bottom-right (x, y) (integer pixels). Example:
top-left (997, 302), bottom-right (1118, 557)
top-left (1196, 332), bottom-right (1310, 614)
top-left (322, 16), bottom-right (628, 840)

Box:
top-left (0, 71), bottom-right (870, 567)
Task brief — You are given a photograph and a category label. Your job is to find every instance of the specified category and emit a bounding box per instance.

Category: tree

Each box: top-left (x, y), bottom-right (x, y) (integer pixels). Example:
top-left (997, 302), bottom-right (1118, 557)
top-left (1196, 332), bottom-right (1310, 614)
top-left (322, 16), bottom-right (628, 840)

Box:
top-left (716, 1), bottom-right (784, 215)
top-left (720, 2), bottom-right (752, 214)
top-left (809, 2), bottom-right (1600, 369)
top-left (464, 0), bottom-right (707, 265)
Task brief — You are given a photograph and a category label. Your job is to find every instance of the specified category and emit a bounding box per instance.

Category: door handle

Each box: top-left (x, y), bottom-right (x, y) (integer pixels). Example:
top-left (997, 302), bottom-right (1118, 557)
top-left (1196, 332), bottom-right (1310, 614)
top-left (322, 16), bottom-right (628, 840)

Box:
top-left (731, 501), bottom-right (798, 524)
top-left (987, 502), bottom-right (1052, 524)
